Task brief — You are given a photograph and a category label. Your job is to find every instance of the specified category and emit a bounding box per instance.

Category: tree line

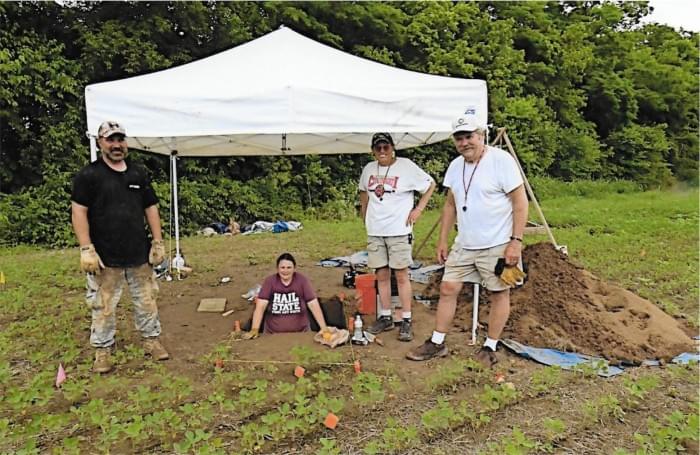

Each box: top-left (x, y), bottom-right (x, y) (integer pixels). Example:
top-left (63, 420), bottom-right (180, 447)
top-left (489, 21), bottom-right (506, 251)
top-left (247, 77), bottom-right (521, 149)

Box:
top-left (0, 1), bottom-right (697, 246)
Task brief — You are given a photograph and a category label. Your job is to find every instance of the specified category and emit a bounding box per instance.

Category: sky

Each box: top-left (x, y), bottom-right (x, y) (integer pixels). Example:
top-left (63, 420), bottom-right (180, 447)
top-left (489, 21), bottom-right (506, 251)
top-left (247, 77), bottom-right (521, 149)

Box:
top-left (644, 0), bottom-right (700, 32)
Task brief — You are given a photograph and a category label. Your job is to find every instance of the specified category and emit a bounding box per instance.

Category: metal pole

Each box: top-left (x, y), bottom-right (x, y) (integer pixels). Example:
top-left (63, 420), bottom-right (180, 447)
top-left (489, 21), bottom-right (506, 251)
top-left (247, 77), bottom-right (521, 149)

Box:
top-left (170, 152), bottom-right (185, 272)
top-left (470, 283), bottom-right (479, 345)
top-left (89, 136), bottom-right (98, 162)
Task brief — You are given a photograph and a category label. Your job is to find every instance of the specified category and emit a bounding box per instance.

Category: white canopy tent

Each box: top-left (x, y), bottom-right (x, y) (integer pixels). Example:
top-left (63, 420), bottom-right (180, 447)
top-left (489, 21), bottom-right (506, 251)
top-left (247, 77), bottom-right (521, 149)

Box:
top-left (84, 27), bottom-right (488, 267)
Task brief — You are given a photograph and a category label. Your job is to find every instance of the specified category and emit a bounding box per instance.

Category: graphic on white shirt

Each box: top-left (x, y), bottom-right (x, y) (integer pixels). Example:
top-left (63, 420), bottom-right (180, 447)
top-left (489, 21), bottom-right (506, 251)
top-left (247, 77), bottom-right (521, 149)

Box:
top-left (271, 292), bottom-right (302, 315)
top-left (359, 157), bottom-right (434, 236)
top-left (368, 175), bottom-right (399, 199)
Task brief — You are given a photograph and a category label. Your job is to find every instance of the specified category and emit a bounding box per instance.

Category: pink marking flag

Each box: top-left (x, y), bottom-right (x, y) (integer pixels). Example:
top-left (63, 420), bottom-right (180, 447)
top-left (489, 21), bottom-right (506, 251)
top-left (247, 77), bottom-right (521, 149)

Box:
top-left (55, 363), bottom-right (66, 388)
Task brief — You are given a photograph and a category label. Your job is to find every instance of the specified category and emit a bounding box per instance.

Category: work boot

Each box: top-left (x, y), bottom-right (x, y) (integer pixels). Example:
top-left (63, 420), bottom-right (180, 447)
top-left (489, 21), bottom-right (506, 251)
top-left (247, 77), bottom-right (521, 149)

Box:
top-left (143, 337), bottom-right (170, 360)
top-left (93, 347), bottom-right (113, 374)
top-left (406, 339), bottom-right (448, 361)
top-left (474, 347), bottom-right (498, 369)
top-left (366, 315), bottom-right (394, 335)
top-left (398, 320), bottom-right (413, 342)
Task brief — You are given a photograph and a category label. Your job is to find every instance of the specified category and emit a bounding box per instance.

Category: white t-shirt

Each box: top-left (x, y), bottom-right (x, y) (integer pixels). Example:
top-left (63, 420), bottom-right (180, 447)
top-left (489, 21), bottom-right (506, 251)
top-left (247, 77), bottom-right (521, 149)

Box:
top-left (359, 157), bottom-right (434, 236)
top-left (443, 146), bottom-right (523, 249)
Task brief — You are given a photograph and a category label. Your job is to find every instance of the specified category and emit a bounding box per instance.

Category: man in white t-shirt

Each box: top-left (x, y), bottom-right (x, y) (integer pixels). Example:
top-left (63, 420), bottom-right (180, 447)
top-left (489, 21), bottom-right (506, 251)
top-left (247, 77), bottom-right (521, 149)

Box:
top-left (359, 133), bottom-right (436, 342)
top-left (406, 115), bottom-right (528, 367)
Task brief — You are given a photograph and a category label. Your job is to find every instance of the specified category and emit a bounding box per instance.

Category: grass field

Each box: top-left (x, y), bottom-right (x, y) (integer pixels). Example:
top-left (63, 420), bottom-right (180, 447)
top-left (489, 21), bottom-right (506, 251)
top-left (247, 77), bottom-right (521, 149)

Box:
top-left (0, 188), bottom-right (697, 454)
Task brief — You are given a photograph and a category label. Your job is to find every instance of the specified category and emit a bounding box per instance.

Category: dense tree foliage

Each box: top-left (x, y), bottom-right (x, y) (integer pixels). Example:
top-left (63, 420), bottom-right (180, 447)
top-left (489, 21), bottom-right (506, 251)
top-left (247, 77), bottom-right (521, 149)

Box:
top-left (0, 1), bottom-right (697, 245)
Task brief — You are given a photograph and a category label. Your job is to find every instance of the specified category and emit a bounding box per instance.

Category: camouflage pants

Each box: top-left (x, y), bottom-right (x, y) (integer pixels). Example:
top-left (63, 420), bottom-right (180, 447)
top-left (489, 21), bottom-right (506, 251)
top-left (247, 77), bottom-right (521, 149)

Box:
top-left (86, 263), bottom-right (162, 348)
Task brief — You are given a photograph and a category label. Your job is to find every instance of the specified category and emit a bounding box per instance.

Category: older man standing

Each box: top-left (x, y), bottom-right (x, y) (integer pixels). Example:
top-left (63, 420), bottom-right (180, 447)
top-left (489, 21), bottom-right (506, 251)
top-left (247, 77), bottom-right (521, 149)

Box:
top-left (359, 133), bottom-right (436, 342)
top-left (406, 115), bottom-right (528, 367)
top-left (71, 121), bottom-right (169, 373)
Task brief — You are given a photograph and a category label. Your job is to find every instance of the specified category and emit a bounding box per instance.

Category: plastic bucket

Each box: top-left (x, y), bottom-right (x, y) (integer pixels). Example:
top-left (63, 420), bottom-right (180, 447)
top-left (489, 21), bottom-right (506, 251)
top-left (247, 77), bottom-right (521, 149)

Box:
top-left (355, 273), bottom-right (376, 315)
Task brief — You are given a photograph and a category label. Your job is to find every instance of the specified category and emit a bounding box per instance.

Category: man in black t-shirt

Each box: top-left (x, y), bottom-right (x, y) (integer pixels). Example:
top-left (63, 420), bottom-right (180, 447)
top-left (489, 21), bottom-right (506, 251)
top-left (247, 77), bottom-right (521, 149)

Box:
top-left (71, 120), bottom-right (169, 374)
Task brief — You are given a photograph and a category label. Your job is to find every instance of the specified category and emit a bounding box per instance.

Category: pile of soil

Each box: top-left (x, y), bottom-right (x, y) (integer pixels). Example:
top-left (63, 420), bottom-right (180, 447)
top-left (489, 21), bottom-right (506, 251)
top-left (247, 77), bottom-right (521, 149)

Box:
top-left (429, 243), bottom-right (694, 363)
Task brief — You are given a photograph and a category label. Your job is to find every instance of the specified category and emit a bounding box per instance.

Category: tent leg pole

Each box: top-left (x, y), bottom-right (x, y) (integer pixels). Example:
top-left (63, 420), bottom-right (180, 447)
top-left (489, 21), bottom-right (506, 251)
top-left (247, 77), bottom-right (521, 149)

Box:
top-left (89, 136), bottom-right (98, 163)
top-left (470, 283), bottom-right (479, 345)
top-left (171, 152), bottom-right (184, 274)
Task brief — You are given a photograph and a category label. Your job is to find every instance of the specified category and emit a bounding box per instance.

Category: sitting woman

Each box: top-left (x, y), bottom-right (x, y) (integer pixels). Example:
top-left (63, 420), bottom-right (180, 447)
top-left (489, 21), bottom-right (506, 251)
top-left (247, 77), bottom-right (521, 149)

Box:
top-left (243, 253), bottom-right (327, 338)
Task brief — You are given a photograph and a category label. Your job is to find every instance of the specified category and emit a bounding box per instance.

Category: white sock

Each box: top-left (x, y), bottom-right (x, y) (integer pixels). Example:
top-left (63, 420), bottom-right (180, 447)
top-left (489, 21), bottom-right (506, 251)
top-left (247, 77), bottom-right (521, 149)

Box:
top-left (484, 337), bottom-right (498, 351)
top-left (431, 331), bottom-right (446, 345)
top-left (380, 309), bottom-right (392, 317)
top-left (402, 311), bottom-right (412, 320)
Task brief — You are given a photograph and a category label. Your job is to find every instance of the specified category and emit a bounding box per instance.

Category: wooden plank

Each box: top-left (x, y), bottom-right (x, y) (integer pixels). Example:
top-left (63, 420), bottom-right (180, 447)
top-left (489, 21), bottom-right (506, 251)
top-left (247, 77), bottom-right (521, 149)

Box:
top-left (197, 298), bottom-right (227, 312)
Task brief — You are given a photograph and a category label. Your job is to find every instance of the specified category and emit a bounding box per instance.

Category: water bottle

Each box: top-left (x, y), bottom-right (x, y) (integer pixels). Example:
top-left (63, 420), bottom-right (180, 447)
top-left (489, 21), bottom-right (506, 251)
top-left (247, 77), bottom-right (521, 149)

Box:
top-left (351, 314), bottom-right (367, 345)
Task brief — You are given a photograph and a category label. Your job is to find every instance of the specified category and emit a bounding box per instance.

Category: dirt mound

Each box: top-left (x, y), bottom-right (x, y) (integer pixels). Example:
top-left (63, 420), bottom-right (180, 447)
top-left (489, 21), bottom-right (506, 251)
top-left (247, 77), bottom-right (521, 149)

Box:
top-left (510, 243), bottom-right (694, 362)
top-left (440, 243), bottom-right (694, 363)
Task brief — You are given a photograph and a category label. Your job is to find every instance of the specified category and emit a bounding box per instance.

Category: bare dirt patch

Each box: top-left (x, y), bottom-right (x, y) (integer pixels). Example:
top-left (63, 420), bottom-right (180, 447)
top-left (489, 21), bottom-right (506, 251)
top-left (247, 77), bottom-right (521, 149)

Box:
top-left (153, 239), bottom-right (692, 378)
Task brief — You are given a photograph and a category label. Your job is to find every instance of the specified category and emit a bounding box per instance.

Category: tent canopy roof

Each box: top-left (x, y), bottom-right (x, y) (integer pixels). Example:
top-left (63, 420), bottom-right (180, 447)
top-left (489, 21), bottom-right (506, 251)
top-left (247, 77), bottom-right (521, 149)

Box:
top-left (85, 27), bottom-right (487, 156)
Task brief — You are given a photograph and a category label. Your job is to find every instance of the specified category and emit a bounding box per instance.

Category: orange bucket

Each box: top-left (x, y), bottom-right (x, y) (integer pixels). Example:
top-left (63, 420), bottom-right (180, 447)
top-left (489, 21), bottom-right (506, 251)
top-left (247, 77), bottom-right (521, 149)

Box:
top-left (355, 273), bottom-right (376, 315)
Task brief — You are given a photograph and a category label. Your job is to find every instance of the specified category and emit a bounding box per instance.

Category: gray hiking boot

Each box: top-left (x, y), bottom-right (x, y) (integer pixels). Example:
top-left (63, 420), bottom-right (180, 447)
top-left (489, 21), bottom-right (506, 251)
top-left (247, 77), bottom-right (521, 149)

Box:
top-left (143, 337), bottom-right (170, 360)
top-left (366, 315), bottom-right (394, 335)
top-left (398, 320), bottom-right (413, 342)
top-left (406, 338), bottom-right (448, 361)
top-left (474, 347), bottom-right (498, 369)
top-left (93, 347), bottom-right (113, 374)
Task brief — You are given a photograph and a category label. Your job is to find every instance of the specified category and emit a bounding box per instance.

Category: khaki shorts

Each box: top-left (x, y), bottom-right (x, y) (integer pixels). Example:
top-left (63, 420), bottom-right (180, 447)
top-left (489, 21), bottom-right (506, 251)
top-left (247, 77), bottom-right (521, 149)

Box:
top-left (442, 242), bottom-right (510, 292)
top-left (367, 235), bottom-right (412, 270)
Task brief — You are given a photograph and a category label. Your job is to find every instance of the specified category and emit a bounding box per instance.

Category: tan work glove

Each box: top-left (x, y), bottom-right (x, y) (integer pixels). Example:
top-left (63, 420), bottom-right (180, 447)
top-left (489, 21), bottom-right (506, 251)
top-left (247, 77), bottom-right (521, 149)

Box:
top-left (500, 265), bottom-right (526, 287)
top-left (241, 328), bottom-right (259, 340)
top-left (149, 239), bottom-right (165, 265)
top-left (80, 244), bottom-right (105, 274)
top-left (314, 327), bottom-right (349, 348)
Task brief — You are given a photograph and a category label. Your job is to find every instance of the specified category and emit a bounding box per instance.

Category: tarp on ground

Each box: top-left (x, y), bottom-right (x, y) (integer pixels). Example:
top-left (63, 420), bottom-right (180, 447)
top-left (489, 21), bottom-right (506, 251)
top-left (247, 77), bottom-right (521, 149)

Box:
top-left (84, 27), bottom-right (487, 157)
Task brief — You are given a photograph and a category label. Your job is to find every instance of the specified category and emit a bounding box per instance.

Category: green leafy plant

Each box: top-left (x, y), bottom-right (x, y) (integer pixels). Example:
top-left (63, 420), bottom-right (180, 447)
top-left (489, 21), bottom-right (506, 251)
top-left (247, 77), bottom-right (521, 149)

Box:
top-left (622, 375), bottom-right (660, 408)
top-left (317, 437), bottom-right (341, 455)
top-left (173, 428), bottom-right (213, 454)
top-left (425, 358), bottom-right (482, 391)
top-left (529, 366), bottom-right (562, 397)
top-left (485, 427), bottom-right (542, 455)
top-left (478, 384), bottom-right (519, 411)
top-left (352, 372), bottom-right (385, 404)
top-left (632, 410), bottom-right (699, 454)
top-left (582, 394), bottom-right (625, 426)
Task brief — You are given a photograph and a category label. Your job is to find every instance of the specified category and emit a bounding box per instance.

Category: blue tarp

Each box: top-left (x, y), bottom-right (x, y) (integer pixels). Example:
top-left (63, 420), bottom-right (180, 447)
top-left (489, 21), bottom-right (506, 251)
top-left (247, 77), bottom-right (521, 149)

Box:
top-left (502, 339), bottom-right (699, 376)
top-left (317, 251), bottom-right (369, 268)
top-left (501, 339), bottom-right (625, 377)
top-left (672, 352), bottom-right (700, 364)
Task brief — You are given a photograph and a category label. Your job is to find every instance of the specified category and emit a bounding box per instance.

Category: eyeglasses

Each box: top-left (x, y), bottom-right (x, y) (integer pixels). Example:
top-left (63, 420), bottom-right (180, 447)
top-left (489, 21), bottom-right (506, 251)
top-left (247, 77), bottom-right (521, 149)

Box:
top-left (372, 144), bottom-right (392, 152)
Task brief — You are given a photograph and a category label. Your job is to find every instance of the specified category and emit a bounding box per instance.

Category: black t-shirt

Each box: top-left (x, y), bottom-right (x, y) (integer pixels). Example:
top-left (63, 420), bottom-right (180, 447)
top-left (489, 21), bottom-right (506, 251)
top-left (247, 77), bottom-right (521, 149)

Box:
top-left (71, 157), bottom-right (159, 267)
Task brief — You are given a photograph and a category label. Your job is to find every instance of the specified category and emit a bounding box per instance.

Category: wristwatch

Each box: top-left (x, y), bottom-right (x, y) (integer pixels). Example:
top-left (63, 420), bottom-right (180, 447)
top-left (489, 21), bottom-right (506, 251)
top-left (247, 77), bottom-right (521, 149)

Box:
top-left (509, 236), bottom-right (522, 242)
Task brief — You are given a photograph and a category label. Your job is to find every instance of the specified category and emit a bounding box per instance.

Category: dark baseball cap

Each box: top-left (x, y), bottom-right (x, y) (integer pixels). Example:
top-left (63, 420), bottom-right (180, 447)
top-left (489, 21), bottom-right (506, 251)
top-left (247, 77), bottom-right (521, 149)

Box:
top-left (371, 132), bottom-right (394, 148)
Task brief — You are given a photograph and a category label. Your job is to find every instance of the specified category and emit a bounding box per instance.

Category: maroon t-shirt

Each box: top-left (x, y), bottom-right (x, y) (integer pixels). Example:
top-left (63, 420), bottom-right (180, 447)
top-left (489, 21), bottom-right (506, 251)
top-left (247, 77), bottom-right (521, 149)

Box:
top-left (259, 272), bottom-right (317, 334)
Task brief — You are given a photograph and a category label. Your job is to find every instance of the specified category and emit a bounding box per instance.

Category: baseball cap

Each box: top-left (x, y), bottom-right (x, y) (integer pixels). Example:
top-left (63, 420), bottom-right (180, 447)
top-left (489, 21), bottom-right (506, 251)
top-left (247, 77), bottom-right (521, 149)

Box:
top-left (371, 132), bottom-right (394, 148)
top-left (451, 115), bottom-right (485, 135)
top-left (97, 121), bottom-right (126, 138)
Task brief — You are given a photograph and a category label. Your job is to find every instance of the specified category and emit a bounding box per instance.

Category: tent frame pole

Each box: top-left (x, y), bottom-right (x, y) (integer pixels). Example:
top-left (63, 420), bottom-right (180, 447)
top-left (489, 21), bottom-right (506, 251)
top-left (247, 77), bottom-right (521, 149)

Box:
top-left (170, 151), bottom-right (185, 273)
top-left (89, 135), bottom-right (98, 162)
